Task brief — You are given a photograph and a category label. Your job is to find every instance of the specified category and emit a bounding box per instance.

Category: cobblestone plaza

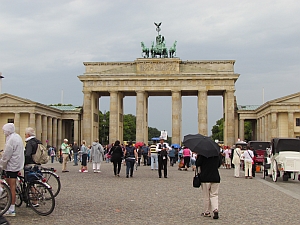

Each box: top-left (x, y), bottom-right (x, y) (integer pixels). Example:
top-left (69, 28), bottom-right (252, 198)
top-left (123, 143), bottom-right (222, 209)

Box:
top-left (6, 161), bottom-right (300, 225)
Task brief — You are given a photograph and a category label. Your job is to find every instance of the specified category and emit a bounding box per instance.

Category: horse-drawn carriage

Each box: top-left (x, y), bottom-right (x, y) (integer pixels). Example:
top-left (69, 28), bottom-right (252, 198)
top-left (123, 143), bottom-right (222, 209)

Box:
top-left (248, 141), bottom-right (270, 171)
top-left (264, 138), bottom-right (300, 182)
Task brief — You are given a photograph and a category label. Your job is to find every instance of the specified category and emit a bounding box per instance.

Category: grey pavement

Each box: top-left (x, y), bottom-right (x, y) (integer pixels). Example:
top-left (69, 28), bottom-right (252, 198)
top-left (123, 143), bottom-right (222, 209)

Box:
top-left (6, 161), bottom-right (300, 225)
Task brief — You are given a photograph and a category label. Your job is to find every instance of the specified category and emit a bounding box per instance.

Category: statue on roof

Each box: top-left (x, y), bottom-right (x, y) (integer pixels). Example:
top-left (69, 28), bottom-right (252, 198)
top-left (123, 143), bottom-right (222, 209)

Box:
top-left (140, 22), bottom-right (177, 59)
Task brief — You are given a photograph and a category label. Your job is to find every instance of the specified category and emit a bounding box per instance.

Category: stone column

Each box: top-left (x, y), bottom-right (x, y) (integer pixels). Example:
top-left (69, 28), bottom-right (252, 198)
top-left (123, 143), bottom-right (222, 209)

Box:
top-left (57, 119), bottom-right (62, 147)
top-left (264, 115), bottom-right (268, 141)
top-left (251, 120), bottom-right (256, 140)
top-left (36, 114), bottom-right (42, 140)
top-left (261, 116), bottom-right (265, 141)
top-left (29, 113), bottom-right (35, 130)
top-left (224, 90), bottom-right (235, 146)
top-left (47, 117), bottom-right (53, 146)
top-left (239, 119), bottom-right (245, 141)
top-left (144, 93), bottom-right (149, 143)
top-left (109, 91), bottom-right (118, 144)
top-left (14, 113), bottom-right (20, 134)
top-left (257, 118), bottom-right (260, 141)
top-left (74, 119), bottom-right (79, 143)
top-left (117, 92), bottom-right (124, 143)
top-left (52, 118), bottom-right (57, 148)
top-left (270, 113), bottom-right (277, 139)
top-left (136, 91), bottom-right (145, 143)
top-left (288, 112), bottom-right (294, 138)
top-left (42, 115), bottom-right (47, 144)
top-left (198, 91), bottom-right (207, 136)
top-left (91, 92), bottom-right (100, 143)
top-left (82, 91), bottom-right (92, 144)
top-left (172, 91), bottom-right (182, 144)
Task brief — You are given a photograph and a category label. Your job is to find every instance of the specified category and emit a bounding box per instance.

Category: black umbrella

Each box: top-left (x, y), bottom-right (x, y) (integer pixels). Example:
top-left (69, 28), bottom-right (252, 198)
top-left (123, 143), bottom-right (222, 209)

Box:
top-left (183, 134), bottom-right (220, 158)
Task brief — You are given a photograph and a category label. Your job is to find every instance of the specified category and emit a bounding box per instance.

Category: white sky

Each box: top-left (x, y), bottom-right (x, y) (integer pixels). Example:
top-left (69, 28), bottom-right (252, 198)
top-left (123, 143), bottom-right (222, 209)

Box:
top-left (0, 0), bottom-right (299, 138)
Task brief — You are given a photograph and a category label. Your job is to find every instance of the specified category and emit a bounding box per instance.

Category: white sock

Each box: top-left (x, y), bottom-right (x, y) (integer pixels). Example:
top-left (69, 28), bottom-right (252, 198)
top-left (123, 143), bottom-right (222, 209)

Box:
top-left (9, 205), bottom-right (15, 212)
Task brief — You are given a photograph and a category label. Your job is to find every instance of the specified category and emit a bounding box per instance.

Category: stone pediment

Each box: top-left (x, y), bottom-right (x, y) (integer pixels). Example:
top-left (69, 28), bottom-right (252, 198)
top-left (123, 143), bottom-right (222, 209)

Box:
top-left (0, 93), bottom-right (35, 105)
top-left (271, 92), bottom-right (300, 104)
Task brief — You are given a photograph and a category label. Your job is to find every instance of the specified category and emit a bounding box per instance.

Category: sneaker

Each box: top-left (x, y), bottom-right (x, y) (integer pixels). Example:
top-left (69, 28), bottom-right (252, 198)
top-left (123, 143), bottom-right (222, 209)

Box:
top-left (93, 170), bottom-right (97, 173)
top-left (83, 170), bottom-right (88, 173)
top-left (79, 169), bottom-right (83, 172)
top-left (97, 170), bottom-right (101, 173)
top-left (32, 203), bottom-right (39, 207)
top-left (201, 212), bottom-right (211, 217)
top-left (213, 210), bottom-right (219, 219)
top-left (4, 210), bottom-right (16, 217)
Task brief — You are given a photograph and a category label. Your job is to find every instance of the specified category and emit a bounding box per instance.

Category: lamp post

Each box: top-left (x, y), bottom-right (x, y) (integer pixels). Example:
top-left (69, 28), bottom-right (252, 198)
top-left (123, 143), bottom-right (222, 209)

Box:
top-left (102, 110), bottom-right (106, 145)
top-left (0, 72), bottom-right (4, 94)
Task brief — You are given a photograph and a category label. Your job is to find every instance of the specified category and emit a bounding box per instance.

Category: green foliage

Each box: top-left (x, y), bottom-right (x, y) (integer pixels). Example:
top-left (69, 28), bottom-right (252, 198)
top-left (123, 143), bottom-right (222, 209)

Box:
top-left (244, 121), bottom-right (252, 141)
top-left (98, 111), bottom-right (164, 143)
top-left (123, 114), bottom-right (136, 141)
top-left (211, 118), bottom-right (224, 141)
top-left (148, 127), bottom-right (161, 139)
top-left (211, 118), bottom-right (253, 142)
top-left (99, 111), bottom-right (109, 145)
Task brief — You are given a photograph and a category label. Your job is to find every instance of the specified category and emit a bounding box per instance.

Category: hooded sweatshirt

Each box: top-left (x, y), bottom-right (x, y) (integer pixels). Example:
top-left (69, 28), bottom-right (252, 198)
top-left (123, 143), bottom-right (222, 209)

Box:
top-left (0, 123), bottom-right (25, 171)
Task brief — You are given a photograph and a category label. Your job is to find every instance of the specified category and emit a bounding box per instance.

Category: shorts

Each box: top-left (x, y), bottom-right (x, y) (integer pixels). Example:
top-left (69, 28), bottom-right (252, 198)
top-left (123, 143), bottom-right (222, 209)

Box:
top-left (6, 171), bottom-right (19, 178)
top-left (225, 158), bottom-right (231, 164)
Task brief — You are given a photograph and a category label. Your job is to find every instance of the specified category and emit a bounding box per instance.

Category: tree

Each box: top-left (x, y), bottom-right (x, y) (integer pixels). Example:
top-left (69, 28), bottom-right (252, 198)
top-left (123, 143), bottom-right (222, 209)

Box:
top-left (148, 127), bottom-right (161, 139)
top-left (99, 111), bottom-right (110, 145)
top-left (244, 121), bottom-right (253, 142)
top-left (99, 111), bottom-right (165, 143)
top-left (211, 118), bottom-right (224, 142)
top-left (123, 114), bottom-right (136, 141)
top-left (211, 117), bottom-right (253, 143)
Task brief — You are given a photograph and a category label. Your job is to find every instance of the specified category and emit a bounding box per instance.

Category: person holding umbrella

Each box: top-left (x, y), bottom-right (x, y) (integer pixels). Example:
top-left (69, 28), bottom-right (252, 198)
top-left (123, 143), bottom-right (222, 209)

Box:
top-left (183, 134), bottom-right (221, 219)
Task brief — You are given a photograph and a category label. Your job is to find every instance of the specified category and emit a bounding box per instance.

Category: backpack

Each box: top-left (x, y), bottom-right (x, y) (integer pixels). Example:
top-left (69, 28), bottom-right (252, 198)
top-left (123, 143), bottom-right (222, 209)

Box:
top-left (32, 144), bottom-right (49, 164)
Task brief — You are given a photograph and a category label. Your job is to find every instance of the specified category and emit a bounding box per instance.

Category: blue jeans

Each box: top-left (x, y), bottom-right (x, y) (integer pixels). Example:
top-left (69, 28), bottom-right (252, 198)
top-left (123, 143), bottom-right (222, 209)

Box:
top-left (126, 160), bottom-right (135, 176)
top-left (51, 156), bottom-right (55, 163)
top-left (151, 153), bottom-right (158, 170)
top-left (73, 153), bottom-right (78, 165)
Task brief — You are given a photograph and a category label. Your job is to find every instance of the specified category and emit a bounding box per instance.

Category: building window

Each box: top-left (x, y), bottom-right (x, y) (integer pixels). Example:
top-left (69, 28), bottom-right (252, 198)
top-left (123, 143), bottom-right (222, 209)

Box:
top-left (7, 119), bottom-right (14, 123)
top-left (296, 118), bottom-right (300, 126)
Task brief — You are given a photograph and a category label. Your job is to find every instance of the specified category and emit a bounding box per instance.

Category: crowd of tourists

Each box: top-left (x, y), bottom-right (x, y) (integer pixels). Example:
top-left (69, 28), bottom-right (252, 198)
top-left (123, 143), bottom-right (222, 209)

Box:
top-left (3, 123), bottom-right (258, 221)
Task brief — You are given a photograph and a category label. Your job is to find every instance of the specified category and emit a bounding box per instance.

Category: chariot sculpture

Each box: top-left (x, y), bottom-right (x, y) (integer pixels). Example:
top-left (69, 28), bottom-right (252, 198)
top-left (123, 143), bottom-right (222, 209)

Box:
top-left (141, 22), bottom-right (177, 58)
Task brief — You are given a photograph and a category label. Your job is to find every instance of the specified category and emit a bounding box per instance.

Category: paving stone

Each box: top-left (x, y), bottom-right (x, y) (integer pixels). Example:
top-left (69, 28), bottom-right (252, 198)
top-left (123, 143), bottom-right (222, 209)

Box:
top-left (6, 162), bottom-right (300, 224)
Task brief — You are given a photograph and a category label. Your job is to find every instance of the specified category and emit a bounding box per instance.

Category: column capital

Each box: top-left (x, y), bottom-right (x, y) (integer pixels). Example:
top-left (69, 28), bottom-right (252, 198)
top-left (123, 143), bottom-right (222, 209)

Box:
top-left (83, 90), bottom-right (92, 94)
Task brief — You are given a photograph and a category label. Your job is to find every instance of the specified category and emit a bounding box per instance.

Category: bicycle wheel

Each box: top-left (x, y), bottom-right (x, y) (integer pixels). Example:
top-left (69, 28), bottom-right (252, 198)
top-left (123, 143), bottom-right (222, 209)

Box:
top-left (26, 181), bottom-right (55, 216)
top-left (41, 171), bottom-right (61, 197)
top-left (15, 186), bottom-right (23, 207)
top-left (0, 181), bottom-right (12, 216)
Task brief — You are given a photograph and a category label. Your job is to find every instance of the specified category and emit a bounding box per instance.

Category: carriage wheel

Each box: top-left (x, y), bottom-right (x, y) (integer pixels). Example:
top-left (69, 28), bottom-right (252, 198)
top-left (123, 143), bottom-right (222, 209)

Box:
top-left (272, 160), bottom-right (278, 182)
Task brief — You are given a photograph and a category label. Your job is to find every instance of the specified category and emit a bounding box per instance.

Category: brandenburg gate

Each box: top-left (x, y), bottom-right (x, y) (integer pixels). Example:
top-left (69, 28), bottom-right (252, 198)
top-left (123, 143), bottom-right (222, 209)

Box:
top-left (78, 23), bottom-right (239, 146)
top-left (78, 58), bottom-right (239, 146)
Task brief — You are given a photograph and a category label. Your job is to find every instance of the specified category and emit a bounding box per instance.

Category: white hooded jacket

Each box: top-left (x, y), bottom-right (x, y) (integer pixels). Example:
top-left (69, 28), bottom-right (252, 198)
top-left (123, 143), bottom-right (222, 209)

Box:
top-left (0, 123), bottom-right (25, 172)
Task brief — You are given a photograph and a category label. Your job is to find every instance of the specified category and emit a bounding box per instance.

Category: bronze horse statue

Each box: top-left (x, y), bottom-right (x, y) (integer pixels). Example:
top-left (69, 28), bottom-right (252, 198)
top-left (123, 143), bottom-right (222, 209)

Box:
top-left (150, 41), bottom-right (168, 58)
top-left (169, 40), bottom-right (177, 58)
top-left (141, 42), bottom-right (149, 58)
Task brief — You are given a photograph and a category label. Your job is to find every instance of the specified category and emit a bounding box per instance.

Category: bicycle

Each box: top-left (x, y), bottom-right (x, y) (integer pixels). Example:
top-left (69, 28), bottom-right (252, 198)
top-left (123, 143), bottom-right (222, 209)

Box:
top-left (0, 170), bottom-right (12, 216)
top-left (15, 167), bottom-right (55, 216)
top-left (40, 167), bottom-right (61, 198)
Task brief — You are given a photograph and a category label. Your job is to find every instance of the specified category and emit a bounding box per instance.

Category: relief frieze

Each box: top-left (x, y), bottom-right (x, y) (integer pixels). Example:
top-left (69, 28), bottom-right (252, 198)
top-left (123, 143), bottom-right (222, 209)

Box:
top-left (139, 62), bottom-right (177, 72)
top-left (85, 79), bottom-right (233, 90)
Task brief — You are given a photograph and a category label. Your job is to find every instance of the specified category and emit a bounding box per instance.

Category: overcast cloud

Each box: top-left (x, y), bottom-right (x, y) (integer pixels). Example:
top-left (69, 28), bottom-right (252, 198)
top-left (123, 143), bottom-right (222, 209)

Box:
top-left (0, 0), bottom-right (299, 139)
